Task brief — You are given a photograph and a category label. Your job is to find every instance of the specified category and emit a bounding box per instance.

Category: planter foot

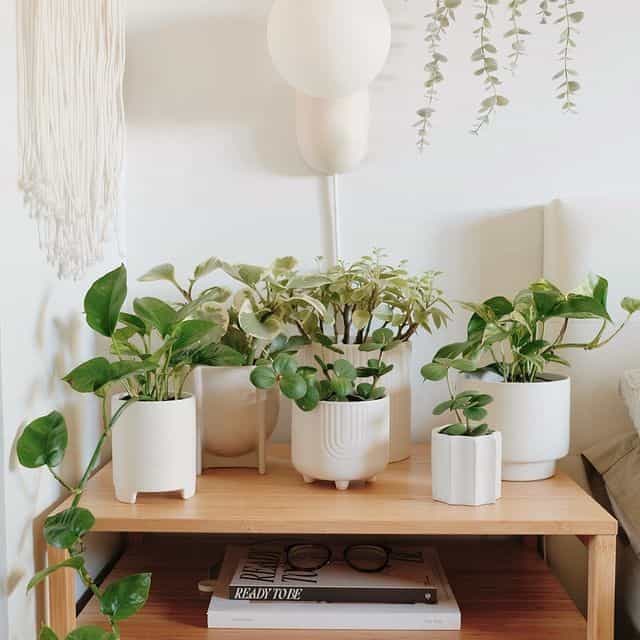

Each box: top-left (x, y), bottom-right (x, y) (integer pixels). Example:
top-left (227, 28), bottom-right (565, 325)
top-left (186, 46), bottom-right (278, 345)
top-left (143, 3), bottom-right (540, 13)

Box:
top-left (115, 489), bottom-right (137, 504)
top-left (367, 476), bottom-right (377, 483)
top-left (335, 481), bottom-right (350, 491)
top-left (181, 484), bottom-right (196, 500)
top-left (302, 475), bottom-right (315, 484)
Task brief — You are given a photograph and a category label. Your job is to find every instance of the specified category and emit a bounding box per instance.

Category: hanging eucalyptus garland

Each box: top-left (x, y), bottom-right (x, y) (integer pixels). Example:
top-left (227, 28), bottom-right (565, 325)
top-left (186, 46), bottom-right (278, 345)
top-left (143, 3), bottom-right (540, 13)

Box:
top-left (415, 0), bottom-right (584, 149)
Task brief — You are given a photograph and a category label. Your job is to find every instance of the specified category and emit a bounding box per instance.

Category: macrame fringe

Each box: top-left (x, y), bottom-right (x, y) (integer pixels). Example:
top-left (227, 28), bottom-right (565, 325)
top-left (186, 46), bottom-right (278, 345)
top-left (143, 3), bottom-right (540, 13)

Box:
top-left (17, 0), bottom-right (126, 280)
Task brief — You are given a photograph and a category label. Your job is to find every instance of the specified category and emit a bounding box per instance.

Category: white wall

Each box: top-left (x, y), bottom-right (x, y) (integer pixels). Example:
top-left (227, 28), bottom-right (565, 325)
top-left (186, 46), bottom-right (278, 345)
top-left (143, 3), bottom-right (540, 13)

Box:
top-left (2, 0), bottom-right (640, 638)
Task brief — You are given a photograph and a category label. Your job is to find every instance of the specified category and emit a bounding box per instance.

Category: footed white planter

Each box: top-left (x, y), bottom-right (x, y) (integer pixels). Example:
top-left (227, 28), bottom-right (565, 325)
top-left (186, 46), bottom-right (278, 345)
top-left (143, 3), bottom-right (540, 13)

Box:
top-left (431, 427), bottom-right (502, 506)
top-left (192, 366), bottom-right (280, 469)
top-left (111, 395), bottom-right (197, 504)
top-left (458, 372), bottom-right (571, 481)
top-left (291, 396), bottom-right (390, 490)
top-left (314, 342), bottom-right (412, 463)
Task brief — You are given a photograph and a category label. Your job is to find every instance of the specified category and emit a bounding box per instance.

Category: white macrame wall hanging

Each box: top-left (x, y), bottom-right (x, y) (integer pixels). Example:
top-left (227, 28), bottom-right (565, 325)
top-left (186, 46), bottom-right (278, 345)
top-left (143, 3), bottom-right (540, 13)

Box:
top-left (17, 0), bottom-right (126, 280)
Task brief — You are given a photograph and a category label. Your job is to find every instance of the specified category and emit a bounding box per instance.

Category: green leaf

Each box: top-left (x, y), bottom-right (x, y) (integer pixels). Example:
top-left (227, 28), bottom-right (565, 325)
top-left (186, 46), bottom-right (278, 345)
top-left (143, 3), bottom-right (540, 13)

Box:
top-left (65, 627), bottom-right (111, 640)
top-left (295, 382), bottom-right (320, 411)
top-left (138, 263), bottom-right (176, 284)
top-left (470, 423), bottom-right (490, 436)
top-left (313, 333), bottom-right (344, 354)
top-left (238, 303), bottom-right (283, 341)
top-left (463, 406), bottom-right (488, 421)
top-left (40, 626), bottom-right (59, 640)
top-left (433, 399), bottom-right (453, 415)
top-left (100, 573), bottom-right (151, 621)
top-left (622, 297), bottom-right (640, 314)
top-left (194, 343), bottom-right (246, 366)
top-left (569, 11), bottom-right (584, 23)
top-left (84, 264), bottom-right (127, 337)
top-left (172, 320), bottom-right (223, 355)
top-left (553, 295), bottom-right (611, 321)
top-left (421, 363), bottom-right (448, 381)
top-left (222, 262), bottom-right (266, 287)
top-left (330, 376), bottom-right (353, 398)
top-left (352, 309), bottom-right (371, 331)
top-left (471, 393), bottom-right (493, 407)
top-left (118, 312), bottom-right (147, 336)
top-left (63, 358), bottom-right (152, 394)
top-left (28, 556), bottom-right (84, 591)
top-left (279, 374), bottom-right (307, 400)
top-left (250, 366), bottom-right (277, 389)
top-left (434, 342), bottom-right (469, 360)
top-left (44, 507), bottom-right (95, 549)
top-left (440, 423), bottom-right (467, 436)
top-left (273, 353), bottom-right (297, 377)
top-left (17, 411), bottom-right (68, 469)
top-left (358, 342), bottom-right (384, 352)
top-left (332, 359), bottom-right (357, 381)
top-left (371, 328), bottom-right (394, 345)
top-left (356, 382), bottom-right (373, 398)
top-left (193, 257), bottom-right (222, 281)
top-left (449, 359), bottom-right (477, 372)
top-left (133, 297), bottom-right (177, 337)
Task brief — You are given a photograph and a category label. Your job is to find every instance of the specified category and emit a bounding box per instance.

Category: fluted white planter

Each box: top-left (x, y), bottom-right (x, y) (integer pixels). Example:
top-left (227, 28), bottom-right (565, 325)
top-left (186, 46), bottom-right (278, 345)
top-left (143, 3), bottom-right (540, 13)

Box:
top-left (431, 427), bottom-right (502, 506)
top-left (291, 396), bottom-right (390, 490)
top-left (111, 395), bottom-right (197, 504)
top-left (313, 342), bottom-right (412, 463)
top-left (193, 366), bottom-right (279, 467)
top-left (457, 372), bottom-right (571, 481)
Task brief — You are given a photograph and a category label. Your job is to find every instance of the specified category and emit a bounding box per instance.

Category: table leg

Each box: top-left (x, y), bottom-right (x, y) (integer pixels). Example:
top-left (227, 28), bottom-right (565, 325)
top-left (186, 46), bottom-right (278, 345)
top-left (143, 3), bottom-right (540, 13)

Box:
top-left (47, 545), bottom-right (76, 637)
top-left (587, 535), bottom-right (616, 640)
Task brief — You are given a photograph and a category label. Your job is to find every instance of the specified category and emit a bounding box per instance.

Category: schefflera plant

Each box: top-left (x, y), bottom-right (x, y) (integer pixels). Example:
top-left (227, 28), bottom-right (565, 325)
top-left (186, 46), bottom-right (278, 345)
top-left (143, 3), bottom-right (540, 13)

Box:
top-left (250, 328), bottom-right (398, 410)
top-left (307, 249), bottom-right (452, 346)
top-left (421, 358), bottom-right (494, 436)
top-left (18, 264), bottom-right (225, 640)
top-left (138, 256), bottom-right (326, 366)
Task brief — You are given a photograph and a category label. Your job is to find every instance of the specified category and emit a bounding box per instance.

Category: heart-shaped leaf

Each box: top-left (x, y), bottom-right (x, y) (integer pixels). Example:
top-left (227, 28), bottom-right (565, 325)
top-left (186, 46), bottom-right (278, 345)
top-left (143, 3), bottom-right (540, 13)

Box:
top-left (100, 573), bottom-right (151, 621)
top-left (138, 263), bottom-right (176, 284)
top-left (333, 359), bottom-right (357, 381)
top-left (280, 374), bottom-right (307, 400)
top-left (84, 265), bottom-right (127, 337)
top-left (250, 366), bottom-right (277, 389)
top-left (44, 508), bottom-right (95, 549)
top-left (295, 382), bottom-right (320, 411)
top-left (193, 257), bottom-right (222, 281)
top-left (17, 411), bottom-right (68, 469)
top-left (28, 556), bottom-right (84, 591)
top-left (133, 298), bottom-right (177, 337)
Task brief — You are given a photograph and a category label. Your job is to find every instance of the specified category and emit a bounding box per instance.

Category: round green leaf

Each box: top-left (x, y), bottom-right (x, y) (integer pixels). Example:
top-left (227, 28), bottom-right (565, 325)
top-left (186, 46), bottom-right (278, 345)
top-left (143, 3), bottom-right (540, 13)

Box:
top-left (296, 382), bottom-right (320, 411)
top-left (273, 353), bottom-right (297, 377)
top-left (84, 264), bottom-right (127, 338)
top-left (463, 406), bottom-right (488, 421)
top-left (66, 627), bottom-right (111, 640)
top-left (470, 423), bottom-right (490, 436)
top-left (451, 359), bottom-right (477, 373)
top-left (440, 423), bottom-right (467, 436)
top-left (358, 342), bottom-right (384, 352)
top-left (40, 627), bottom-right (59, 640)
top-left (432, 399), bottom-right (453, 416)
top-left (421, 363), bottom-right (448, 381)
top-left (250, 366), bottom-right (277, 389)
top-left (471, 393), bottom-right (493, 407)
top-left (17, 411), bottom-right (68, 469)
top-left (100, 573), bottom-right (151, 622)
top-left (330, 376), bottom-right (353, 398)
top-left (332, 359), bottom-right (357, 380)
top-left (371, 328), bottom-right (394, 345)
top-left (622, 297), bottom-right (640, 314)
top-left (238, 304), bottom-right (283, 341)
top-left (44, 507), bottom-right (95, 549)
top-left (280, 374), bottom-right (307, 400)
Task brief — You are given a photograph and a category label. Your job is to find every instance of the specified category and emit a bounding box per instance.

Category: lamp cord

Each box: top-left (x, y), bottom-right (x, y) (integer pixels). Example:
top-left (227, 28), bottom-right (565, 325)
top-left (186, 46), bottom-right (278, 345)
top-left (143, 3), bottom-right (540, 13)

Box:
top-left (330, 174), bottom-right (341, 265)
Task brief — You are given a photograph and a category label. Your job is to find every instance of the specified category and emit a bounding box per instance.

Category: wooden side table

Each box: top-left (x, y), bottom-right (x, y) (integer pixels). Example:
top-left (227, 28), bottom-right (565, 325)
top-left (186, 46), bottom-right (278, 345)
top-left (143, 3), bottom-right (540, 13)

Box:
top-left (48, 445), bottom-right (617, 639)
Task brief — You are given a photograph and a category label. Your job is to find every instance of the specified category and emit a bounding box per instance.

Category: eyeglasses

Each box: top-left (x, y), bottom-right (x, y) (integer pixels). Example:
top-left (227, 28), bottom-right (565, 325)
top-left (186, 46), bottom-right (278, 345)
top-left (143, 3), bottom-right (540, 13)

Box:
top-left (286, 543), bottom-right (390, 573)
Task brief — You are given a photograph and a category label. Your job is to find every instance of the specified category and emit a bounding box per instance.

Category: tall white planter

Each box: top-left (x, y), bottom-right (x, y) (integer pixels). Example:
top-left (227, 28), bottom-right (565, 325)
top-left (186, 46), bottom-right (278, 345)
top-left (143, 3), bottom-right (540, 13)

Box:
top-left (111, 395), bottom-right (197, 504)
top-left (457, 372), bottom-right (571, 481)
top-left (431, 427), bottom-right (502, 506)
top-left (291, 396), bottom-right (390, 490)
top-left (314, 342), bottom-right (412, 463)
top-left (192, 366), bottom-right (280, 469)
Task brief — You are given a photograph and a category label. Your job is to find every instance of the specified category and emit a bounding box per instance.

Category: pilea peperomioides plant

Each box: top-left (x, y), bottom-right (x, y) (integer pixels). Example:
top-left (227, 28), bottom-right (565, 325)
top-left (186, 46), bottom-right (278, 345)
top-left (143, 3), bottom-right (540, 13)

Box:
top-left (18, 264), bottom-right (225, 640)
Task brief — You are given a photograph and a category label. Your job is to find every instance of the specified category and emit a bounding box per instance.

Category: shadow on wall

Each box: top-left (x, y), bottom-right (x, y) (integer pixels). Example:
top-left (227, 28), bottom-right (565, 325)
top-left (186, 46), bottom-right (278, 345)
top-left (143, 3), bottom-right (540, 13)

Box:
top-left (124, 15), bottom-right (309, 177)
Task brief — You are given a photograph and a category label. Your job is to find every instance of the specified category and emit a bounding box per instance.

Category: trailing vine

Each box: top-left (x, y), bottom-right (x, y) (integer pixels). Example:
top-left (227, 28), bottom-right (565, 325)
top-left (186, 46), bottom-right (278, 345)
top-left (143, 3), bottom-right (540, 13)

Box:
top-left (553, 0), bottom-right (583, 112)
top-left (505, 0), bottom-right (530, 72)
top-left (415, 0), bottom-right (460, 150)
top-left (471, 0), bottom-right (509, 135)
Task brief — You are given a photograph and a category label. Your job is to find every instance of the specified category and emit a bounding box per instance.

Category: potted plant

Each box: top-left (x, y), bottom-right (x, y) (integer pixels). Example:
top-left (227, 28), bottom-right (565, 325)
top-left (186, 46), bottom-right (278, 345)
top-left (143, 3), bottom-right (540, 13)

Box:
top-left (78, 264), bottom-right (223, 503)
top-left (421, 359), bottom-right (501, 506)
top-left (305, 249), bottom-right (452, 462)
top-left (428, 275), bottom-right (640, 481)
top-left (139, 257), bottom-right (324, 468)
top-left (250, 328), bottom-right (396, 489)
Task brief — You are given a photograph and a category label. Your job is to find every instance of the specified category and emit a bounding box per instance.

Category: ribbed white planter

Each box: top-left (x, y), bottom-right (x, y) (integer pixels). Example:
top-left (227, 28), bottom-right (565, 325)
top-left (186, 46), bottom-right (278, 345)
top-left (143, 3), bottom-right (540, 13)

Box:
top-left (111, 395), bottom-right (197, 504)
top-left (431, 426), bottom-right (502, 506)
top-left (313, 342), bottom-right (412, 463)
top-left (193, 366), bottom-right (280, 462)
top-left (457, 372), bottom-right (571, 481)
top-left (291, 396), bottom-right (390, 490)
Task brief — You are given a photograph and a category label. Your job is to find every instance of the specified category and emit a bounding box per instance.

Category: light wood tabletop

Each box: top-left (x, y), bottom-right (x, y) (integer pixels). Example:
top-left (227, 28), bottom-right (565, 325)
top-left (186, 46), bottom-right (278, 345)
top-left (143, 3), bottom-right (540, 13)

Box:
top-left (54, 444), bottom-right (616, 536)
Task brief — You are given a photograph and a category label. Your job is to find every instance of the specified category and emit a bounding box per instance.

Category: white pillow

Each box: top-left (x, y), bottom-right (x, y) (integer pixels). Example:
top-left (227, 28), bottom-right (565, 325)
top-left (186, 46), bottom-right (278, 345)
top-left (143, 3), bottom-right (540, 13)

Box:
top-left (620, 369), bottom-right (640, 436)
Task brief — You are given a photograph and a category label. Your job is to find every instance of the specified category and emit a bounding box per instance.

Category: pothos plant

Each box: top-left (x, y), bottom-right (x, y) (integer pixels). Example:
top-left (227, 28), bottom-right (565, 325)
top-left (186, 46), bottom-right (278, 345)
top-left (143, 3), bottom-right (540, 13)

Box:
top-left (425, 274), bottom-right (640, 384)
top-left (250, 328), bottom-right (399, 410)
top-left (18, 264), bottom-right (224, 640)
top-left (416, 0), bottom-right (585, 150)
top-left (422, 358), bottom-right (495, 436)
top-left (138, 256), bottom-right (326, 366)
top-left (307, 249), bottom-right (452, 346)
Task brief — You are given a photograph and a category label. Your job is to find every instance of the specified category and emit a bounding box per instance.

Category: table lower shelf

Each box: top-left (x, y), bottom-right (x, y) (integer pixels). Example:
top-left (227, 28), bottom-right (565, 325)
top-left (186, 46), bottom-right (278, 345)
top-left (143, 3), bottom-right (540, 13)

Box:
top-left (77, 535), bottom-right (586, 639)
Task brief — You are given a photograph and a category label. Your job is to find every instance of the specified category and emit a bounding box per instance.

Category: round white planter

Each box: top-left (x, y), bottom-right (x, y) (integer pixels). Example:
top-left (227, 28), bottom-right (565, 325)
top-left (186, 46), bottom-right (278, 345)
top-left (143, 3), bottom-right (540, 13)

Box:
top-left (111, 395), bottom-right (197, 504)
top-left (194, 366), bottom-right (280, 459)
top-left (457, 372), bottom-right (571, 481)
top-left (431, 426), bottom-right (502, 506)
top-left (291, 396), bottom-right (390, 490)
top-left (313, 342), bottom-right (412, 463)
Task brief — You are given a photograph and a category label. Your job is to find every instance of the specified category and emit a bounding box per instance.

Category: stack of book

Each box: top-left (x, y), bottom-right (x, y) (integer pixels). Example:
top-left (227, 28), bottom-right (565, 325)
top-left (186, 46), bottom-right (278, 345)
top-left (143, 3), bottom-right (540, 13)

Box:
top-left (206, 543), bottom-right (461, 630)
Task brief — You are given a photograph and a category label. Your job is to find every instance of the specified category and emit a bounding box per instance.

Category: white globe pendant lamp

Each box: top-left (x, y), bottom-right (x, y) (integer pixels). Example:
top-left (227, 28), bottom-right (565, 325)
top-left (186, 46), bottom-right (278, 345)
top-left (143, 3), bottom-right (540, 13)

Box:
top-left (267, 0), bottom-right (391, 174)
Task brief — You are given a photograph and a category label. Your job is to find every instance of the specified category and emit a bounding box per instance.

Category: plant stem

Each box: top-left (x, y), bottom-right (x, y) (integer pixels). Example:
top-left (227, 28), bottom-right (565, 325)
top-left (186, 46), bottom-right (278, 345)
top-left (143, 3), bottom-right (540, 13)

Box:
top-left (446, 371), bottom-right (463, 423)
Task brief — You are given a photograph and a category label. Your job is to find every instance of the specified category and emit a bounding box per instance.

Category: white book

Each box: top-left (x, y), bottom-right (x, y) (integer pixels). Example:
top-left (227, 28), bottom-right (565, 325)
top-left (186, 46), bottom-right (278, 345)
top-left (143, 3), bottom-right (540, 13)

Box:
top-left (207, 546), bottom-right (461, 630)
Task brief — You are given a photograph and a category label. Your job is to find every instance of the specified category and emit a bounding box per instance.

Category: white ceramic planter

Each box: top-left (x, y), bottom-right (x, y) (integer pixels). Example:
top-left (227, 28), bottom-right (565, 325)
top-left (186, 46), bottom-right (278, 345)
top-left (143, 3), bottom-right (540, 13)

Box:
top-left (431, 426), bottom-right (502, 506)
top-left (291, 396), bottom-right (390, 490)
top-left (193, 366), bottom-right (280, 462)
top-left (111, 395), bottom-right (197, 504)
top-left (313, 342), bottom-right (412, 463)
top-left (457, 372), bottom-right (571, 481)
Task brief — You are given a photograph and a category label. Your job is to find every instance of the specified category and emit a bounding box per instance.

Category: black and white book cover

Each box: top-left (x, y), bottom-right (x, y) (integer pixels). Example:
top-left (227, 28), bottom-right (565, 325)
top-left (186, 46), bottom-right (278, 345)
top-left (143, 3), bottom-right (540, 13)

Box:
top-left (227, 543), bottom-right (438, 604)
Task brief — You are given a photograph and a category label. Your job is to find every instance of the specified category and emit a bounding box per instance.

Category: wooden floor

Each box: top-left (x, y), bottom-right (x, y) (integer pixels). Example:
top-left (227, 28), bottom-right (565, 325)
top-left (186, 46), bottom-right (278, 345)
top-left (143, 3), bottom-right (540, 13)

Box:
top-left (77, 535), bottom-right (587, 640)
